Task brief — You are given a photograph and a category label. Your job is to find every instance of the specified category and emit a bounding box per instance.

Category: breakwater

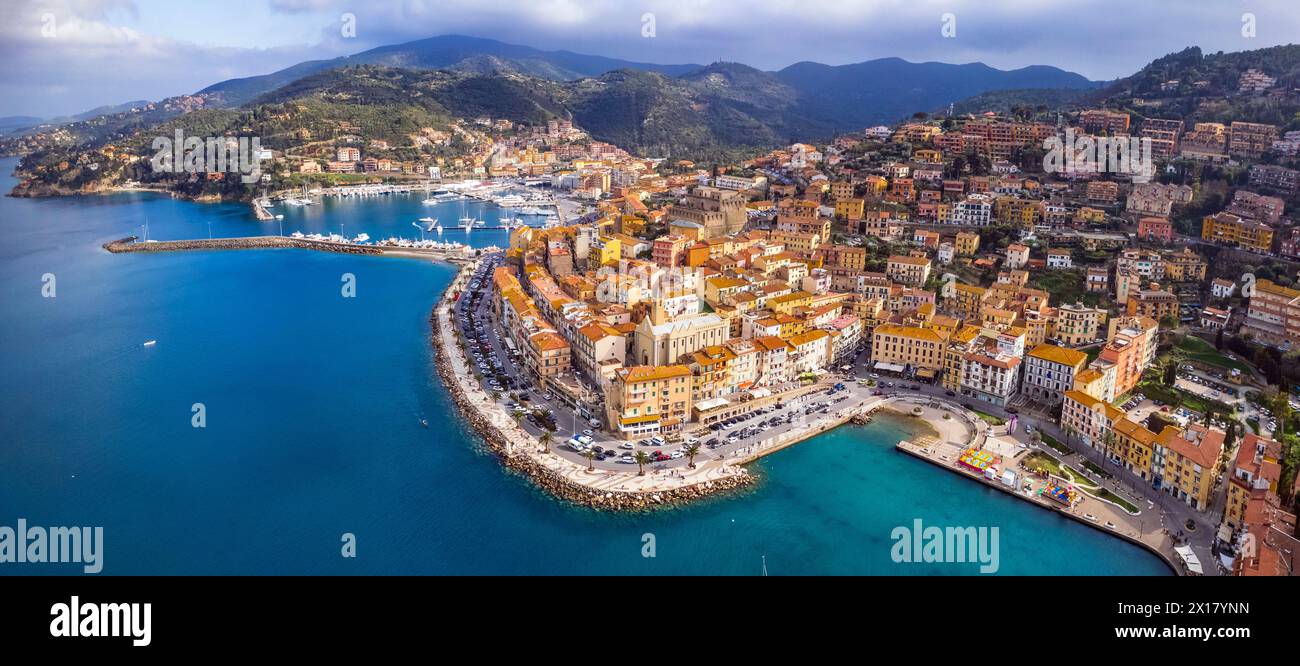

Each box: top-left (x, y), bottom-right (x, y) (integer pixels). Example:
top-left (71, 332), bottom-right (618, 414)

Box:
top-left (102, 235), bottom-right (474, 261)
top-left (429, 261), bottom-right (756, 511)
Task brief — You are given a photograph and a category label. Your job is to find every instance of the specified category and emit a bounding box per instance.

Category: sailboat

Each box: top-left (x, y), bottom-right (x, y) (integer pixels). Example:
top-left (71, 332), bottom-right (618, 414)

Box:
top-left (457, 197), bottom-right (477, 229)
top-left (419, 217), bottom-right (438, 232)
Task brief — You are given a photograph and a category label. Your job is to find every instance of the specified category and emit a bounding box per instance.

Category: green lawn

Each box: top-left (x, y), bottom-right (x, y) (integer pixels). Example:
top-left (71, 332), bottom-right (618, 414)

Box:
top-left (1025, 451), bottom-right (1099, 490)
top-left (1080, 459), bottom-right (1112, 479)
top-left (1089, 487), bottom-right (1141, 514)
top-left (970, 409), bottom-right (1006, 426)
top-left (1138, 381), bottom-right (1235, 418)
top-left (1040, 432), bottom-right (1074, 455)
top-left (1173, 336), bottom-right (1248, 373)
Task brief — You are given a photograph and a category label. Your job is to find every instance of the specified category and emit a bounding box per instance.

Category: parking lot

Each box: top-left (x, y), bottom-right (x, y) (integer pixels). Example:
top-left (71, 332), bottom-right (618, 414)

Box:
top-left (452, 260), bottom-right (891, 471)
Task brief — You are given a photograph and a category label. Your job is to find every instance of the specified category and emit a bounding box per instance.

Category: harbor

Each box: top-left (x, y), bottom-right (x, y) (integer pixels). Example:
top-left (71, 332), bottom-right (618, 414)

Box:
top-left (102, 234), bottom-right (487, 261)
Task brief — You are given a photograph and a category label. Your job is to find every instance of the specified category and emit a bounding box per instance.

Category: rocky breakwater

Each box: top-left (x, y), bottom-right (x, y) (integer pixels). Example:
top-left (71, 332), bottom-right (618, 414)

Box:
top-left (103, 236), bottom-right (384, 256)
top-left (429, 262), bottom-right (754, 511)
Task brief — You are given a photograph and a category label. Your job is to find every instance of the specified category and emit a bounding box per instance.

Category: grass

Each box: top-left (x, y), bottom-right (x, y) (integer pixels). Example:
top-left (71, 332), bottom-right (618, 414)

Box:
top-left (1080, 459), bottom-right (1112, 479)
top-left (1089, 487), bottom-right (1141, 514)
top-left (1172, 336), bottom-right (1248, 373)
top-left (1024, 451), bottom-right (1064, 477)
top-left (969, 408), bottom-right (1006, 426)
top-left (1025, 451), bottom-right (1099, 489)
top-left (1040, 432), bottom-right (1074, 455)
top-left (1138, 381), bottom-right (1235, 418)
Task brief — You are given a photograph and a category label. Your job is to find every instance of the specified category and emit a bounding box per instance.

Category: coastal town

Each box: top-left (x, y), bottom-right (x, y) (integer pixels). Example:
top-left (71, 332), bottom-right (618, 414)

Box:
top-left (412, 90), bottom-right (1300, 577)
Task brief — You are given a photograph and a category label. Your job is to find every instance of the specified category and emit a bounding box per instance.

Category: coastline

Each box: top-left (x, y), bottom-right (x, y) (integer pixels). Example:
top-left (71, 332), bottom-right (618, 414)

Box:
top-left (894, 441), bottom-right (1182, 574)
top-left (101, 235), bottom-right (478, 262)
top-left (428, 260), bottom-right (757, 510)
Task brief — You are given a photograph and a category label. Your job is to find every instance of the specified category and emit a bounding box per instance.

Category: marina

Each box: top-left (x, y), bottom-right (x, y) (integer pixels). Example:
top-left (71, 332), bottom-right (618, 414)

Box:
top-left (0, 157), bottom-right (1170, 574)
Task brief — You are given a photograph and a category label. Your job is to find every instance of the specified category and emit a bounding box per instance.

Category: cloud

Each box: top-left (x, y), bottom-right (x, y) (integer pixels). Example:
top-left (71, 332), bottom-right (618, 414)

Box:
top-left (3, 0), bottom-right (1298, 118)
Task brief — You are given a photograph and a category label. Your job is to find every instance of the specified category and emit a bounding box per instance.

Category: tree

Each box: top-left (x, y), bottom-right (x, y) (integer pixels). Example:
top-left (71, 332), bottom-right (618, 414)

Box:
top-left (685, 443), bottom-right (701, 469)
top-left (539, 430), bottom-right (553, 453)
top-left (1215, 327), bottom-right (1225, 350)
top-left (1163, 361), bottom-right (1178, 385)
top-left (584, 448), bottom-right (596, 472)
top-left (634, 450), bottom-right (650, 476)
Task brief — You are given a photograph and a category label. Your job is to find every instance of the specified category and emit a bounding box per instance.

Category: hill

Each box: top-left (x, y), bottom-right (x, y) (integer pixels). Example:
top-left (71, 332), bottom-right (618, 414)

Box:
top-left (199, 34), bottom-right (705, 107)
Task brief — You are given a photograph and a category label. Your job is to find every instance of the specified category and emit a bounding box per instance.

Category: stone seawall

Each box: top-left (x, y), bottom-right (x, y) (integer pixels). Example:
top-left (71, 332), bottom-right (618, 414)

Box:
top-left (103, 236), bottom-right (385, 256)
top-left (429, 262), bottom-right (756, 511)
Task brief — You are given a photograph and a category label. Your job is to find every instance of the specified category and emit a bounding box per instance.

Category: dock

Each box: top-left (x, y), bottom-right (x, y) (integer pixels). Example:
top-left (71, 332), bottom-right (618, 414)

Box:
top-left (102, 235), bottom-right (479, 262)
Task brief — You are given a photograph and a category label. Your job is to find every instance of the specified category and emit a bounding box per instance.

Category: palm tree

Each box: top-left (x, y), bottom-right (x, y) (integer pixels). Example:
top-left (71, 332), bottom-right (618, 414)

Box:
top-left (685, 443), bottom-right (701, 469)
top-left (634, 450), bottom-right (650, 476)
top-left (538, 430), bottom-right (553, 453)
top-left (584, 448), bottom-right (596, 471)
top-left (511, 410), bottom-right (523, 429)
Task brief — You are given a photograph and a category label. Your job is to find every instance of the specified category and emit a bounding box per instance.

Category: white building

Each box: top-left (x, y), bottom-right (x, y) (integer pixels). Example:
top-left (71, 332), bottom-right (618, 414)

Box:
top-left (1046, 249), bottom-right (1073, 269)
top-left (945, 194), bottom-right (993, 226)
top-left (1021, 345), bottom-right (1088, 407)
top-left (937, 242), bottom-right (955, 265)
top-left (1211, 278), bottom-right (1236, 299)
top-left (960, 353), bottom-right (1022, 407)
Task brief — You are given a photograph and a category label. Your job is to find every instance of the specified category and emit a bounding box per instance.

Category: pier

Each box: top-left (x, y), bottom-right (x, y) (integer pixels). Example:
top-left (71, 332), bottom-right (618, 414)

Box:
top-left (102, 235), bottom-right (479, 262)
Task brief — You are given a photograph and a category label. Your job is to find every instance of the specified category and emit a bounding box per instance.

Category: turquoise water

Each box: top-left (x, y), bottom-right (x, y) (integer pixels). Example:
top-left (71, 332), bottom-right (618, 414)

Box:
top-left (0, 158), bottom-right (1169, 575)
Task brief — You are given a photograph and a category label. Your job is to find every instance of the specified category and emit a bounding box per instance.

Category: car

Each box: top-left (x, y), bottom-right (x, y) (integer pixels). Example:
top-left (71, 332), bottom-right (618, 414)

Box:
top-left (620, 442), bottom-right (634, 450)
top-left (582, 429), bottom-right (594, 436)
top-left (1025, 425), bottom-right (1034, 434)
top-left (670, 450), bottom-right (685, 459)
top-left (619, 455), bottom-right (635, 464)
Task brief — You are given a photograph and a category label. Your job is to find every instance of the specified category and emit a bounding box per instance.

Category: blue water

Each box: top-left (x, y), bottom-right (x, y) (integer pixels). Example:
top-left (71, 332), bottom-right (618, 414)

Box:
top-left (0, 157), bottom-right (1169, 575)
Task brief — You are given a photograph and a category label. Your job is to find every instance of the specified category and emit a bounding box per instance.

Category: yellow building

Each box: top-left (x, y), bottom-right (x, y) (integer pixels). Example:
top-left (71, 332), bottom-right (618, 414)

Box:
top-left (955, 231), bottom-right (980, 256)
top-left (942, 325), bottom-right (982, 391)
top-left (1201, 211), bottom-right (1274, 252)
top-left (886, 255), bottom-right (932, 287)
top-left (1158, 423), bottom-right (1224, 512)
top-left (607, 365), bottom-right (694, 440)
top-left (835, 198), bottom-right (866, 220)
top-left (870, 324), bottom-right (948, 374)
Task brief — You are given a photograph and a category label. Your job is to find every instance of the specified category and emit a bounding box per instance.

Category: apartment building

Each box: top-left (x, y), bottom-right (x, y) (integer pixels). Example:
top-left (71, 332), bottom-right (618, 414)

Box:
top-left (1249, 164), bottom-right (1299, 194)
top-left (1005, 244), bottom-right (1029, 270)
top-left (1022, 344), bottom-right (1088, 407)
top-left (1091, 316), bottom-right (1157, 400)
top-left (1136, 216), bottom-right (1173, 244)
top-left (1201, 212), bottom-right (1274, 253)
top-left (525, 331), bottom-right (572, 385)
top-left (607, 365), bottom-right (694, 439)
top-left (1156, 423), bottom-right (1225, 511)
top-left (955, 231), bottom-right (980, 256)
top-left (960, 352), bottom-right (1021, 407)
top-left (1228, 121), bottom-right (1279, 159)
top-left (1126, 286), bottom-right (1179, 322)
top-left (1223, 434), bottom-right (1283, 531)
top-left (1054, 303), bottom-right (1106, 346)
top-left (1060, 389), bottom-right (1124, 452)
top-left (885, 255), bottom-right (932, 287)
top-left (870, 324), bottom-right (947, 375)
top-left (1242, 279), bottom-right (1300, 348)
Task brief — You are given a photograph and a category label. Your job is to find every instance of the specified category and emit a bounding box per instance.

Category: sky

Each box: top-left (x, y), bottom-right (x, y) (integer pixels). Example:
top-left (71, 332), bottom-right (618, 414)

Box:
top-left (2, 0), bottom-right (1297, 118)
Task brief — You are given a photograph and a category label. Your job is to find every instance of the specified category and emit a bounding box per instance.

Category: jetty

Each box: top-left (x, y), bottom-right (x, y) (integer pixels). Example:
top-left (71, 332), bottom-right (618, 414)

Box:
top-left (102, 235), bottom-right (478, 262)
